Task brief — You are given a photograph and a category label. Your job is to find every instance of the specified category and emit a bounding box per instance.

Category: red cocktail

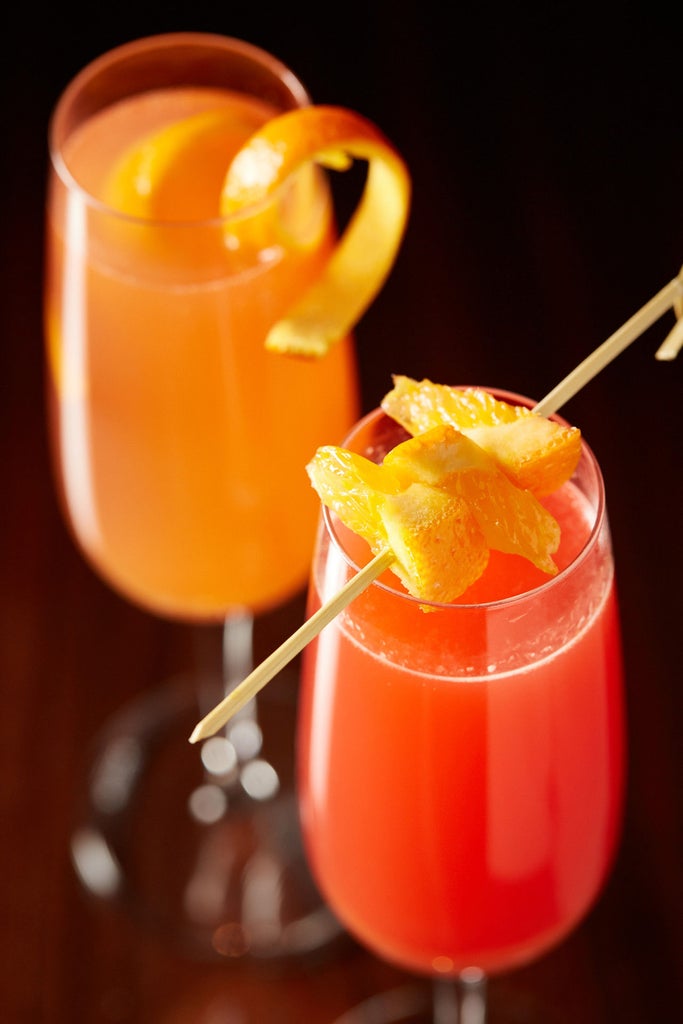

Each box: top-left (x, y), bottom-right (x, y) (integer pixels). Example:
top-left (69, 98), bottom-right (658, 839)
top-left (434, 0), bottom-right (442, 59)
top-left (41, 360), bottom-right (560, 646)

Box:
top-left (298, 399), bottom-right (625, 981)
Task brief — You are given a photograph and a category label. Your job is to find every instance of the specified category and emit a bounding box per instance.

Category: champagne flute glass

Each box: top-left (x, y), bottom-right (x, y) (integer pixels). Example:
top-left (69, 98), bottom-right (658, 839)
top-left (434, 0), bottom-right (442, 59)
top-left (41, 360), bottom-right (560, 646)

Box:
top-left (297, 397), bottom-right (625, 1020)
top-left (44, 32), bottom-right (360, 961)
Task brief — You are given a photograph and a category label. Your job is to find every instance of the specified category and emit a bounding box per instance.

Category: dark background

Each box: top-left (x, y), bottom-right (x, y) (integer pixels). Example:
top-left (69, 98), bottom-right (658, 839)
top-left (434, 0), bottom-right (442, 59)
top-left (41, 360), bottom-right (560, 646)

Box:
top-left (1, 3), bottom-right (681, 1022)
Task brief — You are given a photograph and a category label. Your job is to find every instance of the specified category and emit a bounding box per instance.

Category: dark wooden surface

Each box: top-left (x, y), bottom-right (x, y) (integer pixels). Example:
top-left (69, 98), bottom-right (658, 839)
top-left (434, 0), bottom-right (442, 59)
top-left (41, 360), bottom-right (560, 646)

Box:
top-left (2, 6), bottom-right (682, 1022)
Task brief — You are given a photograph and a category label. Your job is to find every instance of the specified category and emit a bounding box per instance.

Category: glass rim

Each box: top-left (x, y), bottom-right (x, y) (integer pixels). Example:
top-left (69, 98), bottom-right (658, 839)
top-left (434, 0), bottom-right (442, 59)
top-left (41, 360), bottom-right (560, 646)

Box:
top-left (323, 395), bottom-right (607, 613)
top-left (47, 31), bottom-right (313, 229)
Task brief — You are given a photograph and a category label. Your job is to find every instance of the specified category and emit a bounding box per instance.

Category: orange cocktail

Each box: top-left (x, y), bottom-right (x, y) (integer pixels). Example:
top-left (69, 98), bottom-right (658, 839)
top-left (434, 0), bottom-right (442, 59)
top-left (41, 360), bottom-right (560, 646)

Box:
top-left (298, 401), bottom-right (625, 976)
top-left (45, 35), bottom-right (359, 621)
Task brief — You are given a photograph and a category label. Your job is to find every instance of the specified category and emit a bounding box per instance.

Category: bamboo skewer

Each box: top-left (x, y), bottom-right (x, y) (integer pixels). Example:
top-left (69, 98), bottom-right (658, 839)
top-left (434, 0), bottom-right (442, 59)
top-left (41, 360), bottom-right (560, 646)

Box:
top-left (190, 269), bottom-right (683, 744)
top-left (655, 314), bottom-right (683, 362)
top-left (189, 550), bottom-right (394, 743)
top-left (533, 272), bottom-right (683, 416)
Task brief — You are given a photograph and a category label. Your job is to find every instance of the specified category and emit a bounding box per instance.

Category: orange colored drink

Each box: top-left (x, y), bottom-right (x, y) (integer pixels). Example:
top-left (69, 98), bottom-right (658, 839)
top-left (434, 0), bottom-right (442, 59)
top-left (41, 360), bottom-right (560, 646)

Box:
top-left (298, 403), bottom-right (625, 976)
top-left (45, 37), bottom-right (358, 620)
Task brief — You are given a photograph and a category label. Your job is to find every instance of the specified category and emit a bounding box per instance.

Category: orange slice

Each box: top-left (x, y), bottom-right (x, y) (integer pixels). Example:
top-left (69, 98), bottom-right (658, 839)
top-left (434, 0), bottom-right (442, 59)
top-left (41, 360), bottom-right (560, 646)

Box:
top-left (307, 443), bottom-right (489, 603)
top-left (306, 444), bottom-right (402, 547)
top-left (380, 484), bottom-right (489, 604)
top-left (306, 419), bottom-right (560, 603)
top-left (384, 425), bottom-right (560, 575)
top-left (221, 105), bottom-right (411, 357)
top-left (382, 376), bottom-right (581, 496)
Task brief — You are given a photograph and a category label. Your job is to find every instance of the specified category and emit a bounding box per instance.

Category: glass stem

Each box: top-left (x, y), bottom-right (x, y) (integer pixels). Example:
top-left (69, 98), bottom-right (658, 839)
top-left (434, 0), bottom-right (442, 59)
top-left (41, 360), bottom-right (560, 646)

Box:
top-left (433, 969), bottom-right (487, 1024)
top-left (222, 610), bottom-right (256, 724)
top-left (432, 980), bottom-right (458, 1024)
top-left (194, 612), bottom-right (255, 723)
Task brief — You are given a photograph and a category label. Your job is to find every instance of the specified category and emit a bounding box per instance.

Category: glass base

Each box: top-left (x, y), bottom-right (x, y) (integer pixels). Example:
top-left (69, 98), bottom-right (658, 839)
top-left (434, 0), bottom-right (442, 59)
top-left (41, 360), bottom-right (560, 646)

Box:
top-left (70, 668), bottom-right (345, 964)
top-left (333, 983), bottom-right (486, 1024)
top-left (333, 987), bottom-right (432, 1023)
top-left (332, 976), bottom-right (573, 1024)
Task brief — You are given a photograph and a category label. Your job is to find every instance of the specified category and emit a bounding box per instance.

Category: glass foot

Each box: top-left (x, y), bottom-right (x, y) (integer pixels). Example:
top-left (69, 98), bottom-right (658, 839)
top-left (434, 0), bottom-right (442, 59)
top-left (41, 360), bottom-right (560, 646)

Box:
top-left (333, 987), bottom-right (432, 1024)
top-left (70, 669), bottom-right (345, 964)
top-left (333, 975), bottom-right (573, 1024)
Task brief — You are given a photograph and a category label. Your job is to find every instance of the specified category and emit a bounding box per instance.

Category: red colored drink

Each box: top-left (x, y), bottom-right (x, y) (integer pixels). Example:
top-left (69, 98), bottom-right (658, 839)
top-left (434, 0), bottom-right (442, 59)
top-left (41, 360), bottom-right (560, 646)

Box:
top-left (297, 403), bottom-right (625, 977)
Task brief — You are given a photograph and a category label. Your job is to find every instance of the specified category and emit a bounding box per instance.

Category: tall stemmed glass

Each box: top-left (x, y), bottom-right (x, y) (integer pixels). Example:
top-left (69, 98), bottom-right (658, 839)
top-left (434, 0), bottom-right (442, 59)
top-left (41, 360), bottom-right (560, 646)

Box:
top-left (297, 397), bottom-right (625, 1021)
top-left (44, 33), bottom-right (360, 961)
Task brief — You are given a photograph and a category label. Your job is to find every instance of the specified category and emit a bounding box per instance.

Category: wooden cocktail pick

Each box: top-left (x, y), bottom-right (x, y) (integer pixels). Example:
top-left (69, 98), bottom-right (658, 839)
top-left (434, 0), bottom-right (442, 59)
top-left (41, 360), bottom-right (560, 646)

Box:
top-left (533, 270), bottom-right (682, 416)
top-left (190, 268), bottom-right (683, 744)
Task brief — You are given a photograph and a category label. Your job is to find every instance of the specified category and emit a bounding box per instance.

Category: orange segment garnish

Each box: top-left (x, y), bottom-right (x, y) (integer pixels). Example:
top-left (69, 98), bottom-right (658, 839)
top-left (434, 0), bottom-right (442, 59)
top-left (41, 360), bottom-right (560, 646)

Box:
top-left (307, 417), bottom-right (561, 603)
top-left (380, 484), bottom-right (489, 604)
top-left (384, 425), bottom-right (560, 575)
top-left (221, 105), bottom-right (411, 357)
top-left (307, 442), bottom-right (489, 604)
top-left (305, 444), bottom-right (402, 547)
top-left (382, 376), bottom-right (581, 496)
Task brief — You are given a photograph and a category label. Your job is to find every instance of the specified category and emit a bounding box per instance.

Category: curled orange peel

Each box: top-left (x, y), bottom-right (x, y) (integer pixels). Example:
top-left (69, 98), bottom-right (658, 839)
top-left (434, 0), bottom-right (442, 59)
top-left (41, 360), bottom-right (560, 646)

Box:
top-left (104, 109), bottom-right (266, 222)
top-left (221, 105), bottom-right (412, 358)
top-left (99, 103), bottom-right (410, 358)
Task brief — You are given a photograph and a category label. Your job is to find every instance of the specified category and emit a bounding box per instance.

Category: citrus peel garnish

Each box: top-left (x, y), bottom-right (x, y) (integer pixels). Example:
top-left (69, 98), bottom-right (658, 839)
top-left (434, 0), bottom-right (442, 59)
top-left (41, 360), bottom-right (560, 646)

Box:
top-left (307, 418), bottom-right (562, 604)
top-left (103, 108), bottom-right (267, 222)
top-left (102, 103), bottom-right (410, 358)
top-left (220, 105), bottom-right (411, 358)
top-left (381, 376), bottom-right (581, 496)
